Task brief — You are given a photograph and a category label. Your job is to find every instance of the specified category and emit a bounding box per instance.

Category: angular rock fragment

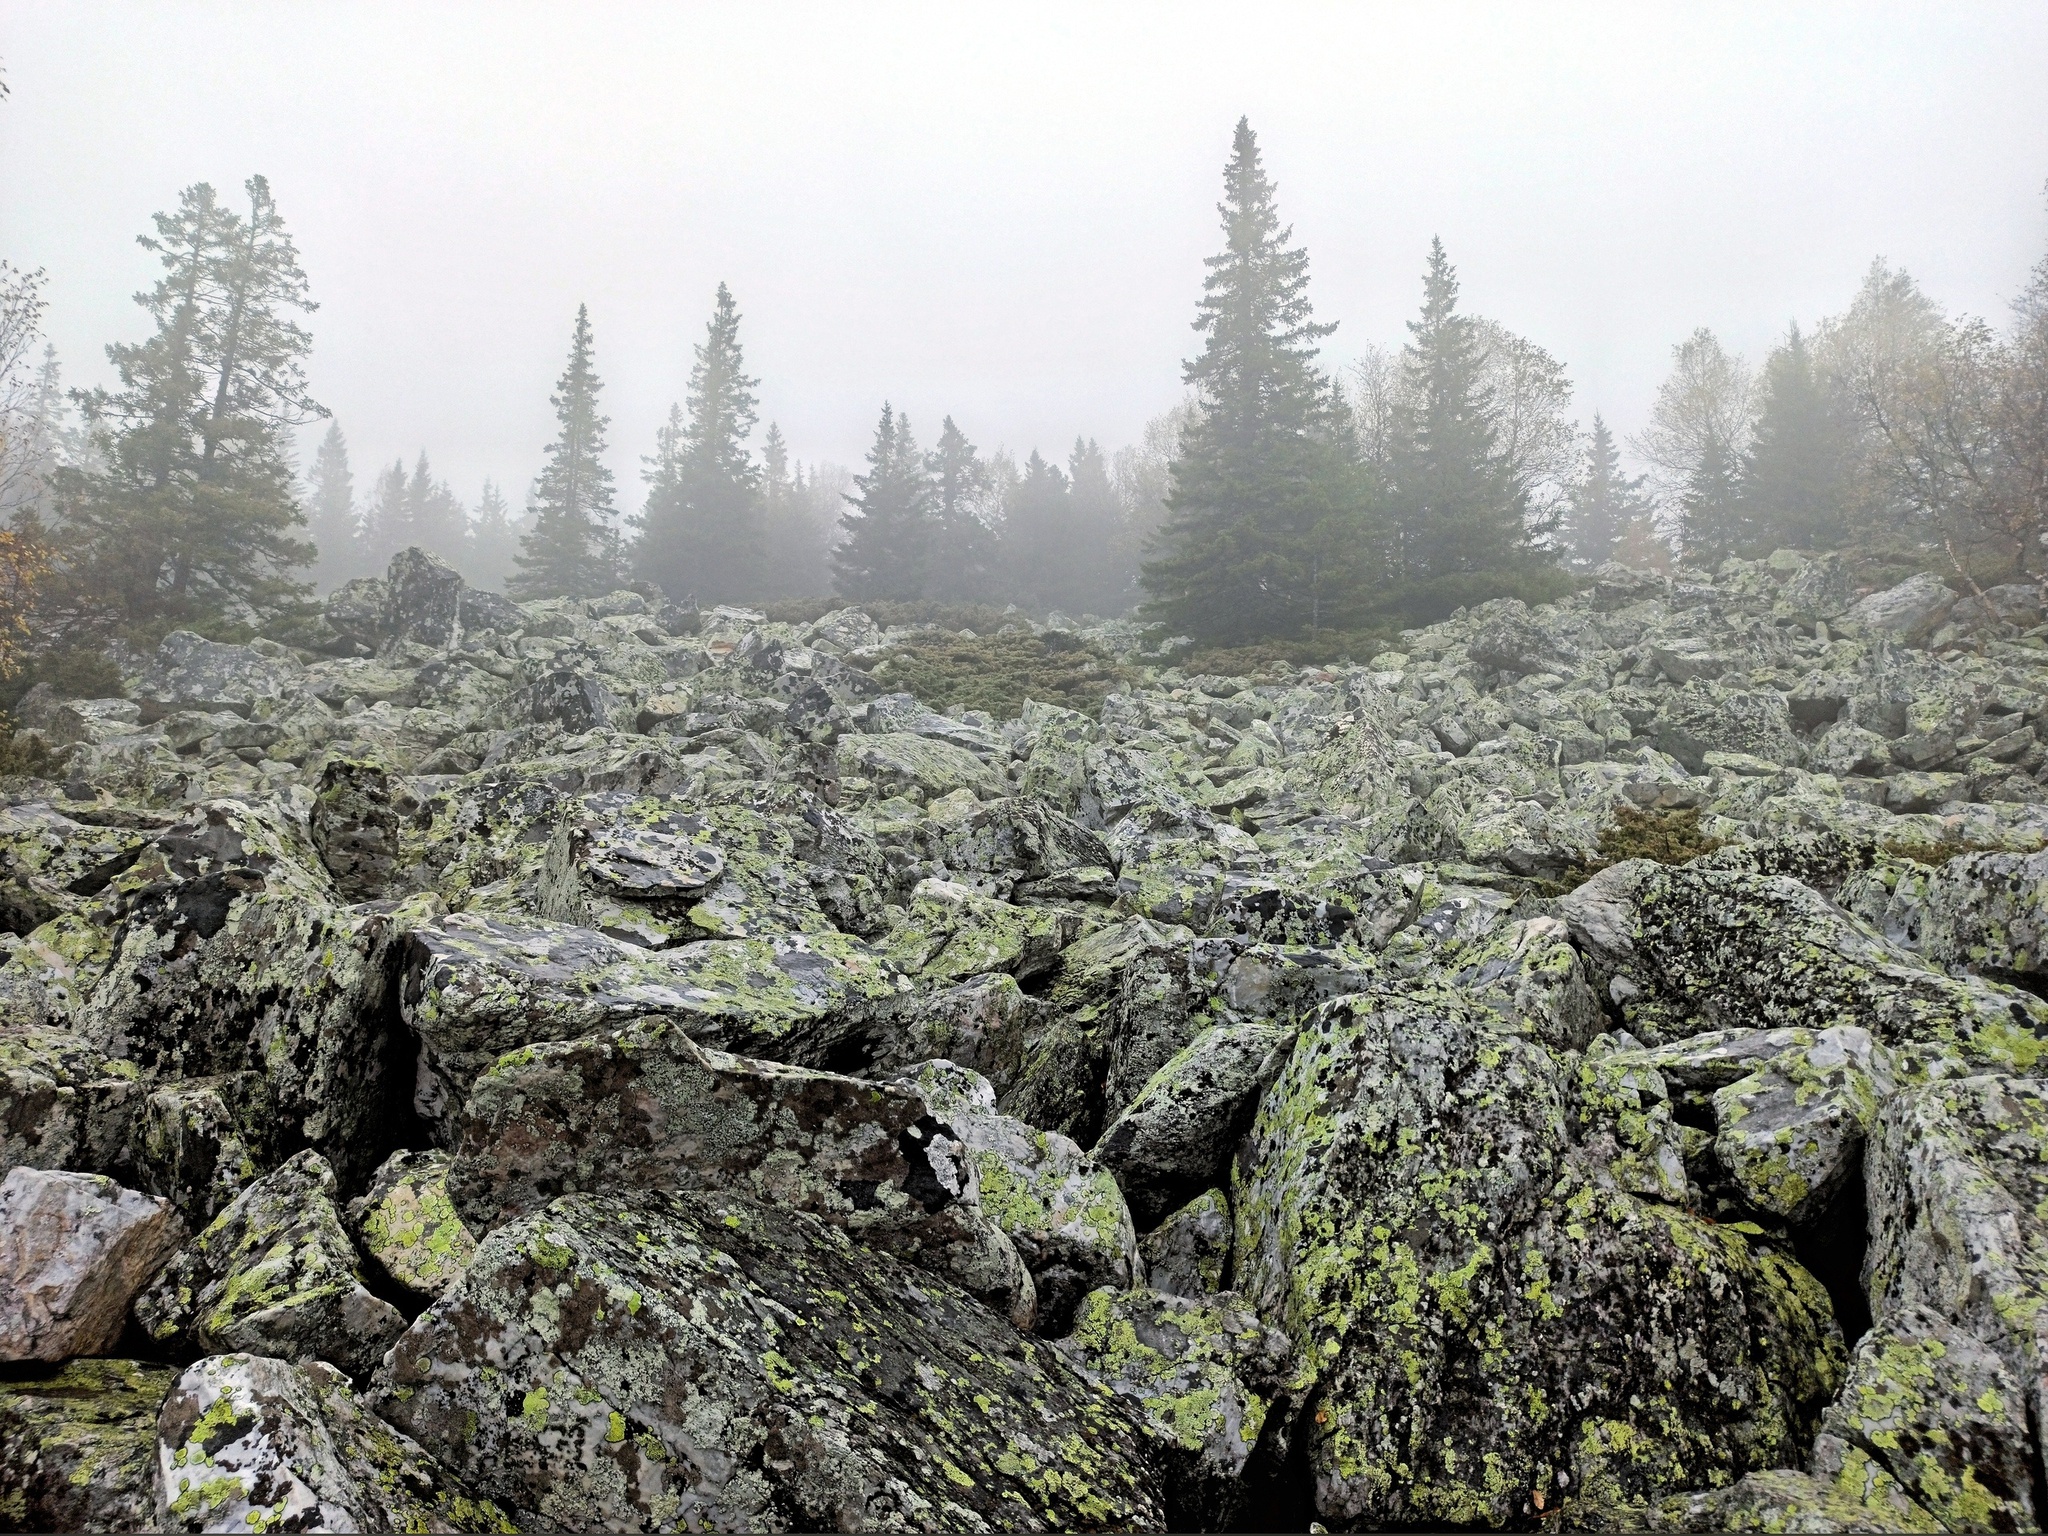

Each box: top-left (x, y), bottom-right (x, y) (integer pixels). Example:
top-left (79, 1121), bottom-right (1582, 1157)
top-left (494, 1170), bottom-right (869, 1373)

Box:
top-left (377, 1189), bottom-right (1166, 1532)
top-left (916, 1061), bottom-right (1141, 1333)
top-left (0, 1359), bottom-right (174, 1533)
top-left (400, 912), bottom-right (912, 1134)
top-left (346, 1148), bottom-right (476, 1304)
top-left (450, 1019), bottom-right (1035, 1326)
top-left (1140, 1187), bottom-right (1233, 1298)
top-left (155, 1352), bottom-right (506, 1534)
top-left (1093, 1021), bottom-right (1293, 1228)
top-left (1, 1166), bottom-right (183, 1360)
top-left (1057, 1287), bottom-right (1295, 1531)
top-left (134, 1150), bottom-right (406, 1380)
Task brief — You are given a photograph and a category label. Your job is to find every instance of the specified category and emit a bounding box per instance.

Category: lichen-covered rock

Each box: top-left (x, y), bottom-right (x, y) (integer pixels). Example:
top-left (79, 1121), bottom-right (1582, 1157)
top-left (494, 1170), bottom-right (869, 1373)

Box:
top-left (1232, 980), bottom-right (1846, 1528)
top-left (1864, 1072), bottom-right (2048, 1467)
top-left (450, 1019), bottom-right (1036, 1326)
top-left (1093, 1021), bottom-right (1293, 1228)
top-left (1056, 1287), bottom-right (1295, 1530)
top-left (882, 876), bottom-right (1084, 985)
top-left (868, 971), bottom-right (1039, 1092)
top-left (383, 546), bottom-right (467, 650)
top-left (134, 1150), bottom-right (406, 1380)
top-left (1558, 859), bottom-right (2048, 1074)
top-left (1913, 845), bottom-right (2048, 984)
top-left (0, 1358), bottom-right (174, 1533)
top-left (1711, 1026), bottom-right (1894, 1224)
top-left (376, 1189), bottom-right (1166, 1532)
top-left (135, 632), bottom-right (305, 721)
top-left (0, 800), bottom-right (148, 936)
top-left (400, 912), bottom-right (912, 1134)
top-left (915, 1061), bottom-right (1141, 1334)
top-left (1618, 1465), bottom-right (1942, 1532)
top-left (1651, 679), bottom-right (1801, 772)
top-left (0, 1025), bottom-right (145, 1179)
top-left (78, 798), bottom-right (412, 1185)
top-left (1140, 1187), bottom-right (1233, 1299)
top-left (839, 729), bottom-right (1003, 801)
top-left (1817, 1305), bottom-right (2036, 1533)
top-left (346, 1148), bottom-right (476, 1304)
top-left (154, 1352), bottom-right (508, 1534)
top-left (1, 1166), bottom-right (183, 1360)
top-left (1845, 572), bottom-right (1960, 641)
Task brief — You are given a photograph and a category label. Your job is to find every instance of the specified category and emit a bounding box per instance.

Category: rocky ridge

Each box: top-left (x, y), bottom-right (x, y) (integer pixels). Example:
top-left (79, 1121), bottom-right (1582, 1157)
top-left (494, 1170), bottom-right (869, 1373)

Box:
top-left (5, 545), bottom-right (2048, 1530)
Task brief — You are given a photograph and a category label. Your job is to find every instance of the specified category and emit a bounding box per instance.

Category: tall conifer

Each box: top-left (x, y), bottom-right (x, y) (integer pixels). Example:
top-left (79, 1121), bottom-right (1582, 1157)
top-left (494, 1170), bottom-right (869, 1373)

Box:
top-left (1388, 239), bottom-right (1530, 588)
top-left (57, 176), bottom-right (321, 633)
top-left (1560, 415), bottom-right (1649, 567)
top-left (832, 403), bottom-right (932, 599)
top-left (1741, 324), bottom-right (1849, 551)
top-left (635, 283), bottom-right (762, 603)
top-left (306, 419), bottom-right (359, 587)
top-left (512, 304), bottom-right (620, 599)
top-left (926, 416), bottom-right (997, 602)
top-left (1142, 119), bottom-right (1362, 640)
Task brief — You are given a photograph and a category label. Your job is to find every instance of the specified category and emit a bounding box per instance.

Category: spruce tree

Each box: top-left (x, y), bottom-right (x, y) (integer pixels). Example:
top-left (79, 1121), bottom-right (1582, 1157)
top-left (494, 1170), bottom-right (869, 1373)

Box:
top-left (832, 404), bottom-right (932, 600)
top-left (1142, 118), bottom-right (1364, 640)
top-left (466, 478), bottom-right (521, 592)
top-left (1387, 239), bottom-right (1531, 596)
top-left (1741, 323), bottom-right (1849, 551)
top-left (363, 458), bottom-right (408, 565)
top-left (926, 415), bottom-right (996, 602)
top-left (1559, 415), bottom-right (1650, 567)
top-left (306, 419), bottom-right (359, 588)
top-left (1067, 437), bottom-right (1128, 615)
top-left (404, 451), bottom-right (468, 568)
top-left (635, 283), bottom-right (762, 603)
top-left (56, 176), bottom-right (321, 634)
top-left (512, 304), bottom-right (621, 599)
top-left (1678, 434), bottom-right (1747, 564)
top-left (1003, 449), bottom-right (1075, 612)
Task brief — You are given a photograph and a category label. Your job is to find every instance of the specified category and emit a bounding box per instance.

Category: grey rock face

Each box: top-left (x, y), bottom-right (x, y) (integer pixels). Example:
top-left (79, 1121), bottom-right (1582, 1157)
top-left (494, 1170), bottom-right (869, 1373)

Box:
top-left (448, 1018), bottom-right (1037, 1326)
top-left (1, 1359), bottom-right (173, 1533)
top-left (382, 546), bottom-right (467, 650)
top-left (134, 1150), bottom-right (406, 1380)
top-left (1093, 1021), bottom-right (1294, 1228)
top-left (0, 1166), bottom-right (183, 1360)
top-left (155, 1352), bottom-right (505, 1533)
top-left (376, 1189), bottom-right (1166, 1532)
top-left (135, 632), bottom-right (304, 722)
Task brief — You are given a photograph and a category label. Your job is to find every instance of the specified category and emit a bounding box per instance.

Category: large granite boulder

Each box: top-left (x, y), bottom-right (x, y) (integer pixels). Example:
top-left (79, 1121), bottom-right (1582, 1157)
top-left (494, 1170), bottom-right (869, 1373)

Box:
top-left (376, 1189), bottom-right (1166, 1532)
top-left (0, 1166), bottom-right (183, 1360)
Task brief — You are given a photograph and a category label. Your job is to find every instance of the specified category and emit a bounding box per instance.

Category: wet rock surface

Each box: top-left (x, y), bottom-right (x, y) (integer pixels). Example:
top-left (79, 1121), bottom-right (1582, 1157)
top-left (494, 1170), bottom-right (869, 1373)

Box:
top-left (8, 549), bottom-right (2048, 1529)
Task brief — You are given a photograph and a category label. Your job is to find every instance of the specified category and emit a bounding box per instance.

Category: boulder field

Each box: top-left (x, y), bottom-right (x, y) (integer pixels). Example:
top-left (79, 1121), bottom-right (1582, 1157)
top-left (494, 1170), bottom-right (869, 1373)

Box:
top-left (5, 545), bottom-right (2048, 1530)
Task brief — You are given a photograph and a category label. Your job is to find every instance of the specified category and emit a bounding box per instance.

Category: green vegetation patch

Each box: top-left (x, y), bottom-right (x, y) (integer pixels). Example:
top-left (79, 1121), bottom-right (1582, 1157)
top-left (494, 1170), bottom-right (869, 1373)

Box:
top-left (1548, 806), bottom-right (1727, 894)
top-left (860, 630), bottom-right (1127, 718)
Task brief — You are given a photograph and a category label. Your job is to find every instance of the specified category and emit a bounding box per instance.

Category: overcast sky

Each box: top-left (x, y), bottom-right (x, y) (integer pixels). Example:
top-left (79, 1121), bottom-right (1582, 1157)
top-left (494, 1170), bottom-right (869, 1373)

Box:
top-left (4, 2), bottom-right (2046, 511)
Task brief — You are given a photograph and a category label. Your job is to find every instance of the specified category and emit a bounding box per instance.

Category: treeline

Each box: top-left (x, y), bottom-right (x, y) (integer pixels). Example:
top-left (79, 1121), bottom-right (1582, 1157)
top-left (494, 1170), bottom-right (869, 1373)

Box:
top-left (0, 125), bottom-right (2044, 653)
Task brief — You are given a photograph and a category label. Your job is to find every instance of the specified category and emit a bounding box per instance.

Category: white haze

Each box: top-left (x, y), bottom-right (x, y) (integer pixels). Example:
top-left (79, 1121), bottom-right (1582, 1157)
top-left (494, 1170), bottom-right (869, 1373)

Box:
top-left (2, 2), bottom-right (2045, 512)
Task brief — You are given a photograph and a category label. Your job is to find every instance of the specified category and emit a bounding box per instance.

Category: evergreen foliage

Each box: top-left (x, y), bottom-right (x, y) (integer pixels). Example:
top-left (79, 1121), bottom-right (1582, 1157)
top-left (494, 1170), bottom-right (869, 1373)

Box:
top-left (1142, 118), bottom-right (1365, 641)
top-left (1560, 415), bottom-right (1650, 567)
top-left (1742, 323), bottom-right (1850, 551)
top-left (511, 304), bottom-right (621, 599)
top-left (635, 282), bottom-right (762, 603)
top-left (466, 478), bottom-right (521, 592)
top-left (833, 403), bottom-right (933, 600)
top-left (1386, 240), bottom-right (1537, 604)
top-left (1065, 437), bottom-right (1128, 616)
top-left (926, 416), bottom-right (997, 602)
top-left (1677, 434), bottom-right (1746, 562)
top-left (1001, 448), bottom-right (1074, 612)
top-left (54, 177), bottom-right (321, 636)
top-left (305, 420), bottom-right (358, 587)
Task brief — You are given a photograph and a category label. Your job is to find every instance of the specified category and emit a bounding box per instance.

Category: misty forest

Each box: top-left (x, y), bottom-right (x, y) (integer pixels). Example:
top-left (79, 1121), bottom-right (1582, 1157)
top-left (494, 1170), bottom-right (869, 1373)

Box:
top-left (8, 41), bottom-right (2048, 1536)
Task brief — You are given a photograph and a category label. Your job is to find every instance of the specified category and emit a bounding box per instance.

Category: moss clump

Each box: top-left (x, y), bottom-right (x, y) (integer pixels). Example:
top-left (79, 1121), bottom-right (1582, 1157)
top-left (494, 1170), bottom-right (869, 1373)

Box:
top-left (1549, 806), bottom-right (1727, 894)
top-left (861, 630), bottom-right (1127, 718)
top-left (1181, 628), bottom-right (1393, 679)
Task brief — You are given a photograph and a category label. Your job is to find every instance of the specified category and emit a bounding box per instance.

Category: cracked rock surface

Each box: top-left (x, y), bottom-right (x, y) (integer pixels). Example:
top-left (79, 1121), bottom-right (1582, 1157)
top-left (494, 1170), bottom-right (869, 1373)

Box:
top-left (9, 548), bottom-right (2048, 1529)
